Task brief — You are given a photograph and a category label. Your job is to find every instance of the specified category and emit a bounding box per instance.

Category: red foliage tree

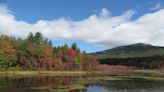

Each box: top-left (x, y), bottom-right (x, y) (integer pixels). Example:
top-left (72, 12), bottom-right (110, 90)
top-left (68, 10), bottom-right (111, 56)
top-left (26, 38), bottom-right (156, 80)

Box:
top-left (67, 48), bottom-right (76, 61)
top-left (89, 56), bottom-right (99, 70)
top-left (67, 49), bottom-right (76, 58)
top-left (63, 62), bottom-right (73, 70)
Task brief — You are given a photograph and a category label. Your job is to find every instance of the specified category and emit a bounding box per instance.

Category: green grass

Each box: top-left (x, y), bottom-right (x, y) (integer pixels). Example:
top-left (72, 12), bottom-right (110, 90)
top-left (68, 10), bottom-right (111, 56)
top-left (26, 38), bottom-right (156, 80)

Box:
top-left (30, 84), bottom-right (86, 92)
top-left (0, 69), bottom-right (163, 77)
top-left (100, 75), bottom-right (164, 82)
top-left (127, 70), bottom-right (164, 77)
top-left (0, 71), bottom-right (87, 76)
top-left (30, 86), bottom-right (69, 92)
top-left (69, 84), bottom-right (86, 90)
top-left (99, 69), bottom-right (164, 82)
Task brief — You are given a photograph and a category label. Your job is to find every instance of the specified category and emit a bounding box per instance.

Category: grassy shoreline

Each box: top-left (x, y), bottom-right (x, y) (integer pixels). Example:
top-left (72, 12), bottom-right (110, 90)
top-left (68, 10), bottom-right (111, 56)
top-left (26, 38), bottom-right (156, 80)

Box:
top-left (0, 70), bottom-right (163, 77)
top-left (0, 71), bottom-right (87, 76)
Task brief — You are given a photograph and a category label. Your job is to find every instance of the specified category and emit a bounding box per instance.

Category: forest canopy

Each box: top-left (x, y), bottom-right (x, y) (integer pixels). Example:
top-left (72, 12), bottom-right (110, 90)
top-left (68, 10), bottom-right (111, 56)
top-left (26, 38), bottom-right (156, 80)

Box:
top-left (0, 32), bottom-right (98, 70)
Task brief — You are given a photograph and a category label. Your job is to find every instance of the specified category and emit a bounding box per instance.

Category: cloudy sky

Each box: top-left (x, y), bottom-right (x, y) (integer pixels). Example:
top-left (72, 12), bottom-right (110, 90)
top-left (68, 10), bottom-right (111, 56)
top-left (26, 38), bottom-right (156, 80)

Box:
top-left (0, 0), bottom-right (164, 52)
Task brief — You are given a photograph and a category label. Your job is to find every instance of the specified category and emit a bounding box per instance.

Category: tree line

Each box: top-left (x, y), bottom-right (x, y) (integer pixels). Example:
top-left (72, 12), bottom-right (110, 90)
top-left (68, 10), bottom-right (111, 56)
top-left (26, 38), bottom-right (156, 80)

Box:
top-left (0, 32), bottom-right (99, 70)
top-left (99, 55), bottom-right (164, 69)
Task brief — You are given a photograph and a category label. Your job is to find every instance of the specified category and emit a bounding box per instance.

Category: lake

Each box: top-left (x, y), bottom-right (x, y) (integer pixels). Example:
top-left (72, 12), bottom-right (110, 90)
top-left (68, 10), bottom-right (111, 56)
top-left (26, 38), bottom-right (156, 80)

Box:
top-left (0, 76), bottom-right (163, 92)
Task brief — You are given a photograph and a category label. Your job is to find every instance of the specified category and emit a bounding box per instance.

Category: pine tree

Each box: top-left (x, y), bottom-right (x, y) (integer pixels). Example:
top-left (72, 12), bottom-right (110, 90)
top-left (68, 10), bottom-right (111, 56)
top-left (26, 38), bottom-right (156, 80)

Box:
top-left (71, 43), bottom-right (77, 50)
top-left (27, 32), bottom-right (34, 43)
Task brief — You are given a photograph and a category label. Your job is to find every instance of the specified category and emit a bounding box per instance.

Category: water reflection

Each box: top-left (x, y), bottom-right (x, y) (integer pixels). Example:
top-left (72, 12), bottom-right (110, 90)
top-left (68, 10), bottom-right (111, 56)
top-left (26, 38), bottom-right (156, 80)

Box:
top-left (0, 76), bottom-right (98, 92)
top-left (0, 76), bottom-right (163, 92)
top-left (86, 80), bottom-right (164, 92)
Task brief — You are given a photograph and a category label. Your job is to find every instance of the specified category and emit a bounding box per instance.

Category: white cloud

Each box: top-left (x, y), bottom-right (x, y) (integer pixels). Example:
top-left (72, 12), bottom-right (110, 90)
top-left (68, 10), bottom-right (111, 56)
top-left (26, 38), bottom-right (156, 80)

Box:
top-left (151, 2), bottom-right (162, 11)
top-left (0, 4), bottom-right (164, 47)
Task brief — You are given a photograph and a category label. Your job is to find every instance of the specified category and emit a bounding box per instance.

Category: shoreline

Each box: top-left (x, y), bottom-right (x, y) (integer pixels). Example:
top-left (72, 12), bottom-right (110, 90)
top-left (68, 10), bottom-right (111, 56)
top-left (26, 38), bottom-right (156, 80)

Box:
top-left (0, 71), bottom-right (87, 76)
top-left (0, 70), bottom-right (163, 76)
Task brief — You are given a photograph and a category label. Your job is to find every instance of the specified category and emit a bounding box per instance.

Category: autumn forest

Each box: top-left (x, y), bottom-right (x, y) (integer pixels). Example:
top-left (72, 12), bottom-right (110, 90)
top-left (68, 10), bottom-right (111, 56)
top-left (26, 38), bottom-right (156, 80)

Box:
top-left (0, 32), bottom-right (99, 70)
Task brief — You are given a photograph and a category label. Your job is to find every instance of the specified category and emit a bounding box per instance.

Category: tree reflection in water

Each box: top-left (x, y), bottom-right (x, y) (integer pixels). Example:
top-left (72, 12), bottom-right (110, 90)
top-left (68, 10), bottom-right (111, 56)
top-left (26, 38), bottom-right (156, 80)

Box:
top-left (0, 76), bottom-right (163, 92)
top-left (0, 75), bottom-right (99, 92)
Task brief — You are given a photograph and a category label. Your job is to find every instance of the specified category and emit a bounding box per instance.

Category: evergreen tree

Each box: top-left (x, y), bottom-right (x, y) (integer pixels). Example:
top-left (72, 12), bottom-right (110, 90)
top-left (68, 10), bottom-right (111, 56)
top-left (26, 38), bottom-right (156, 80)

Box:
top-left (71, 43), bottom-right (77, 50)
top-left (48, 40), bottom-right (53, 46)
top-left (34, 32), bottom-right (44, 44)
top-left (27, 32), bottom-right (34, 43)
top-left (0, 50), bottom-right (4, 68)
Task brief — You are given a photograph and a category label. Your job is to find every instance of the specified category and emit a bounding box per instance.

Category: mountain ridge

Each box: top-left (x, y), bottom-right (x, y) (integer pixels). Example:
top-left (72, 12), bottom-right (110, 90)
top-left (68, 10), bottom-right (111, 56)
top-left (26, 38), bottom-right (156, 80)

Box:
top-left (91, 43), bottom-right (164, 59)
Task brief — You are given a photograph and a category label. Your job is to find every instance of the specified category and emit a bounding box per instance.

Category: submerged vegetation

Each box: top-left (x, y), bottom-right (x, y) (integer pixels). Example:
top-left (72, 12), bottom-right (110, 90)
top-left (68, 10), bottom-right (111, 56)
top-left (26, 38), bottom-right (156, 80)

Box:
top-left (0, 32), bottom-right (99, 70)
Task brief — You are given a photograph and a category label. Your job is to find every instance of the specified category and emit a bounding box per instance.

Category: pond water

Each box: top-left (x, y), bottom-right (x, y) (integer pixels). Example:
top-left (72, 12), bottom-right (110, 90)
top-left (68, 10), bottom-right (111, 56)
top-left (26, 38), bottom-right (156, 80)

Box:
top-left (0, 76), bottom-right (163, 92)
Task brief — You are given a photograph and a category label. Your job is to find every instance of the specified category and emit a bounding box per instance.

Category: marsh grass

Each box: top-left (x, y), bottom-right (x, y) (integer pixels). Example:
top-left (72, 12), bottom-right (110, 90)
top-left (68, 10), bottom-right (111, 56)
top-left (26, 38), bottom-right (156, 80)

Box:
top-left (0, 69), bottom-right (163, 78)
top-left (0, 71), bottom-right (87, 76)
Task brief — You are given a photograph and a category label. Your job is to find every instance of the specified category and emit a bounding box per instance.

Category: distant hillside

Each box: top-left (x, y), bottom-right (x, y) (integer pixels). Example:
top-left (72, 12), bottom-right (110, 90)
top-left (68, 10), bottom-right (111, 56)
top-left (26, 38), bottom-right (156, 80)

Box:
top-left (91, 43), bottom-right (164, 59)
top-left (91, 43), bottom-right (164, 68)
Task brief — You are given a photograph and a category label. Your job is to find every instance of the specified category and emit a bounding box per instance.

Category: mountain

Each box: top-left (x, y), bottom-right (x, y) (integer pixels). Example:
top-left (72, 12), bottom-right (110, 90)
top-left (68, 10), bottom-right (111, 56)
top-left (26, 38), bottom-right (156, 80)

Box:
top-left (91, 43), bottom-right (164, 68)
top-left (91, 43), bottom-right (164, 59)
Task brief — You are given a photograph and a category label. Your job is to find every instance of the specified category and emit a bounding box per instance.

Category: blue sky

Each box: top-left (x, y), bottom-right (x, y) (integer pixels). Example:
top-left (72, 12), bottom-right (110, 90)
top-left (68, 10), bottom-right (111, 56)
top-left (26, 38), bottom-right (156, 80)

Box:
top-left (0, 0), bottom-right (164, 52)
top-left (2, 0), bottom-right (162, 22)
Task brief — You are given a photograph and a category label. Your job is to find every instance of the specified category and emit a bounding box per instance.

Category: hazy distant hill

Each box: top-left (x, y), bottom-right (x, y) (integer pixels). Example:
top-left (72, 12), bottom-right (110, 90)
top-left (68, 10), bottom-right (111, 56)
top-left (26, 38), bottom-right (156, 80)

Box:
top-left (91, 43), bottom-right (164, 68)
top-left (91, 43), bottom-right (164, 59)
